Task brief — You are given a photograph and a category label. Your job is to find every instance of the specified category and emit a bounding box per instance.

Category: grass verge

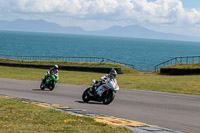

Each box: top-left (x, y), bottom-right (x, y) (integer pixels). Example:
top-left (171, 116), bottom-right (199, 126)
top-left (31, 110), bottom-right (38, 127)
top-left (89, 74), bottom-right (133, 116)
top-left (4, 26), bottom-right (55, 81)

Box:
top-left (0, 66), bottom-right (200, 95)
top-left (0, 58), bottom-right (136, 74)
top-left (0, 96), bottom-right (132, 133)
top-left (162, 63), bottom-right (200, 69)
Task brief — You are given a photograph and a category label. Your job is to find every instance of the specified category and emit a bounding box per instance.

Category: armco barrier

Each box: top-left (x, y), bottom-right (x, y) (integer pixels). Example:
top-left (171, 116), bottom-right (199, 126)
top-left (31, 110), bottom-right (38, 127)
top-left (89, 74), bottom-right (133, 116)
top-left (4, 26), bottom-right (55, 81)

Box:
top-left (160, 68), bottom-right (200, 75)
top-left (0, 62), bottom-right (123, 74)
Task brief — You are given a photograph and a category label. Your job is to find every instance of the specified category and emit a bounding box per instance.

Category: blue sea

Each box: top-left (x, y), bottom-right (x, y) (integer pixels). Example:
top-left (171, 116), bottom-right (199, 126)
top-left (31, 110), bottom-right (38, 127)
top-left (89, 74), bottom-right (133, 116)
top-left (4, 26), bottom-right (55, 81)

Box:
top-left (0, 30), bottom-right (200, 71)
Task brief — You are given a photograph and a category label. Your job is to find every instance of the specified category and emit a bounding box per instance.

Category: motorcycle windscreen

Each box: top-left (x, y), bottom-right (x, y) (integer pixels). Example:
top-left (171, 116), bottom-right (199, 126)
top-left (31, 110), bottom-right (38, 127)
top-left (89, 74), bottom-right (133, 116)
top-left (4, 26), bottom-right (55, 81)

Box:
top-left (110, 80), bottom-right (119, 91)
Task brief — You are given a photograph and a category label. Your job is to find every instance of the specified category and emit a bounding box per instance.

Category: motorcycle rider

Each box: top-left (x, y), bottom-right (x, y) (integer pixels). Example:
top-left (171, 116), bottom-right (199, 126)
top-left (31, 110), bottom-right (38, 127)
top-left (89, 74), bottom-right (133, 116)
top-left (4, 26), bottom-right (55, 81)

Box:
top-left (43, 65), bottom-right (59, 83)
top-left (90, 68), bottom-right (118, 94)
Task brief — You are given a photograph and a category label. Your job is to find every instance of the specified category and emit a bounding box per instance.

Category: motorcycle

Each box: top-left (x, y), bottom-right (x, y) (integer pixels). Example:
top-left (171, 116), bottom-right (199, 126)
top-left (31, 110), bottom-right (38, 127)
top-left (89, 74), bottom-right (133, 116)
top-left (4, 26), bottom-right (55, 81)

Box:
top-left (82, 79), bottom-right (119, 105)
top-left (40, 74), bottom-right (59, 91)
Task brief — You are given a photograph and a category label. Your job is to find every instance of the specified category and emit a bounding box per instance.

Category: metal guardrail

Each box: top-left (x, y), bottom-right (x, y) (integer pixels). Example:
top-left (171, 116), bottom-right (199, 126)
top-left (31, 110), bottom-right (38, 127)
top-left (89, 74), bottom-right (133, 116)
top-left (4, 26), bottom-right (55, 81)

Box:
top-left (0, 54), bottom-right (135, 69)
top-left (155, 56), bottom-right (200, 71)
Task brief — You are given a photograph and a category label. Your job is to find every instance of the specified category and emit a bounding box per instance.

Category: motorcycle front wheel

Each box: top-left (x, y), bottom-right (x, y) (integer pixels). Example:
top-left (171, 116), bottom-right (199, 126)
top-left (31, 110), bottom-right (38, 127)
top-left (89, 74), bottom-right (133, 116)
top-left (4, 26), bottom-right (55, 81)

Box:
top-left (102, 90), bottom-right (115, 105)
top-left (40, 82), bottom-right (45, 90)
top-left (82, 88), bottom-right (91, 102)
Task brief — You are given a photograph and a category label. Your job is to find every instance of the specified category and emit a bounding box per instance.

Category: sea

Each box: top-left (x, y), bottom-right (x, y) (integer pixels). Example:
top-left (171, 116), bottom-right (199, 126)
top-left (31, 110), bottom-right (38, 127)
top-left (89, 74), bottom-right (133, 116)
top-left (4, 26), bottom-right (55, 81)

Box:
top-left (0, 30), bottom-right (200, 71)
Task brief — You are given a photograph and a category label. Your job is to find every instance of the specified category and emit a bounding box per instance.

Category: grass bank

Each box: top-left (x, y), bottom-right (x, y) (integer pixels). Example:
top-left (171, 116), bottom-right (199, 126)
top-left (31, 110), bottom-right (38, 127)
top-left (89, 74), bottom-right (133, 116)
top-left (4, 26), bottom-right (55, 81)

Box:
top-left (162, 63), bottom-right (200, 69)
top-left (1, 66), bottom-right (200, 95)
top-left (0, 97), bottom-right (132, 133)
top-left (0, 58), bottom-right (136, 74)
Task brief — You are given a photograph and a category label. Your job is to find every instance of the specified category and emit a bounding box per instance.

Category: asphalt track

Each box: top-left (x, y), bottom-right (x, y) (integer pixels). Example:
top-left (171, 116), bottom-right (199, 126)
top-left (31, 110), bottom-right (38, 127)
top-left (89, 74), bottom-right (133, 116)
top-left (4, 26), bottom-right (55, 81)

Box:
top-left (0, 78), bottom-right (200, 133)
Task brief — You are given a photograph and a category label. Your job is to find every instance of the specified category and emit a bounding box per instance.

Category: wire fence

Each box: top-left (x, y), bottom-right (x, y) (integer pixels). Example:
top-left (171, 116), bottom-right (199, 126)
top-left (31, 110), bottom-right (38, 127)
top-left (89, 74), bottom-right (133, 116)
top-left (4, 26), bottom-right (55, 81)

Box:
top-left (3, 55), bottom-right (200, 72)
top-left (0, 54), bottom-right (135, 69)
top-left (155, 56), bottom-right (200, 71)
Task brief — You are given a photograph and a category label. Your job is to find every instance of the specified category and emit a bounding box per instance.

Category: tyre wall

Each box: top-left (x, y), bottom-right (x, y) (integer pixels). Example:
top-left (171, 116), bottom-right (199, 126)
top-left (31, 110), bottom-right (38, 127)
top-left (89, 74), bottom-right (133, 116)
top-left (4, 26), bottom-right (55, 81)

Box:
top-left (160, 68), bottom-right (200, 75)
top-left (0, 62), bottom-right (123, 74)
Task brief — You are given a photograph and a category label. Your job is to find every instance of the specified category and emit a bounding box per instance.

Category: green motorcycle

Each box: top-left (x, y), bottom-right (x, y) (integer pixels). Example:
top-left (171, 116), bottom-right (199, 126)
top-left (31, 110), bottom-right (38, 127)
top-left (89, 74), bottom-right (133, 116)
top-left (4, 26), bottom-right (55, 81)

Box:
top-left (40, 73), bottom-right (59, 91)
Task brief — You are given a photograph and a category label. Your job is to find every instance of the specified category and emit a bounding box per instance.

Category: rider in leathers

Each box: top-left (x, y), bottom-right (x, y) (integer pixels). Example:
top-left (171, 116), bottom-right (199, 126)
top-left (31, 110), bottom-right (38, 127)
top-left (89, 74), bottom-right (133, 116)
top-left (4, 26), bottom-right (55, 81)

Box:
top-left (43, 65), bottom-right (59, 83)
top-left (90, 68), bottom-right (118, 94)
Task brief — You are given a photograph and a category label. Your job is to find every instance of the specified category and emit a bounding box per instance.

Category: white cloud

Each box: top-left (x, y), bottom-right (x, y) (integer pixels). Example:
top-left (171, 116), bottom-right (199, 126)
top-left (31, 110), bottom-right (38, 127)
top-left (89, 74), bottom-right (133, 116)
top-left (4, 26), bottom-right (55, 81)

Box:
top-left (0, 0), bottom-right (199, 22)
top-left (0, 0), bottom-right (200, 36)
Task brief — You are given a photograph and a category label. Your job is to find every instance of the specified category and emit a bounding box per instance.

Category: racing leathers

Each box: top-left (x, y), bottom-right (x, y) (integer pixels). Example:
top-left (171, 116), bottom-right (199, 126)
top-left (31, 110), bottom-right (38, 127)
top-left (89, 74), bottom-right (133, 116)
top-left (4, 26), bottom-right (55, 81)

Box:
top-left (43, 67), bottom-right (59, 83)
top-left (90, 74), bottom-right (118, 94)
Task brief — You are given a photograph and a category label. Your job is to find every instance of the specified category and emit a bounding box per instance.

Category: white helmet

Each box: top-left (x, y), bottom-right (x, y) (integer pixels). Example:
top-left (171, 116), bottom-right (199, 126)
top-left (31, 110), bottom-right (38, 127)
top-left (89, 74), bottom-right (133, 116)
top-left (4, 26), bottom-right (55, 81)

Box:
top-left (53, 65), bottom-right (59, 70)
top-left (110, 69), bottom-right (117, 79)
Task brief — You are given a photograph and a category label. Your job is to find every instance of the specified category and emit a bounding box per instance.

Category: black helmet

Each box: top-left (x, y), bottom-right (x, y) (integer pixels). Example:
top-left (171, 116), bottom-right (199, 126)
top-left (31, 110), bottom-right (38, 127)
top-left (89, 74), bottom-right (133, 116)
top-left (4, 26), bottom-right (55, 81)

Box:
top-left (53, 65), bottom-right (59, 70)
top-left (110, 68), bottom-right (117, 79)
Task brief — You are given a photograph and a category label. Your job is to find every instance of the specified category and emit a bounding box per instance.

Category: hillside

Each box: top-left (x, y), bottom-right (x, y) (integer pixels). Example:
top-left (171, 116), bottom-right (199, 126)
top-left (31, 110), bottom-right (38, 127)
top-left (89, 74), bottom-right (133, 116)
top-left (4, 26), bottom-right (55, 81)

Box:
top-left (0, 19), bottom-right (199, 42)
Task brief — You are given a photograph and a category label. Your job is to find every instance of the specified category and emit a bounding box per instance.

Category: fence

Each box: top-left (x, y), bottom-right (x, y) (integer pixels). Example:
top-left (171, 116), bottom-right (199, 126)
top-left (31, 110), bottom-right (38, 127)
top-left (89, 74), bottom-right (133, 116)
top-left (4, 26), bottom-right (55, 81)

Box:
top-left (155, 56), bottom-right (200, 71)
top-left (0, 54), bottom-right (135, 69)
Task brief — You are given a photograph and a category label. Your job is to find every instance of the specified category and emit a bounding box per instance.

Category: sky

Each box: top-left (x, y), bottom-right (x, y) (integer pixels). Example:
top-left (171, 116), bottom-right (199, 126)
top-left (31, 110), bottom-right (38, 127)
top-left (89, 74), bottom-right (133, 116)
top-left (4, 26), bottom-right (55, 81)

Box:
top-left (0, 0), bottom-right (200, 37)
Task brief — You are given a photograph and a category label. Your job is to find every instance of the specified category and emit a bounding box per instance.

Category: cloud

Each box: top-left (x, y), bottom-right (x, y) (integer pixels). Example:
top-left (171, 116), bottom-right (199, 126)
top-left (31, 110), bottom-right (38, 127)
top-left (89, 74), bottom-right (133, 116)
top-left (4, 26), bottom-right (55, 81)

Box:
top-left (1, 0), bottom-right (200, 29)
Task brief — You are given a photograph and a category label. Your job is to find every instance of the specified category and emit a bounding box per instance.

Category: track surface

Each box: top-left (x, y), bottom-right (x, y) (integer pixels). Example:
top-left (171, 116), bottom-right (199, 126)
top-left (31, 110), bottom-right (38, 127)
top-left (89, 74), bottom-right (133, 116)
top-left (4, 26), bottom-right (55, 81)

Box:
top-left (0, 78), bottom-right (200, 133)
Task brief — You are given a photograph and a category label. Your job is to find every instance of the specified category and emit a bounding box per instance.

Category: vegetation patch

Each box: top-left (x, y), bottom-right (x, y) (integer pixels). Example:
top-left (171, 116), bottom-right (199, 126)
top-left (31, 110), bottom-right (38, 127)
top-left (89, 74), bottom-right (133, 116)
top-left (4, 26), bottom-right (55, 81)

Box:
top-left (0, 58), bottom-right (136, 74)
top-left (162, 63), bottom-right (200, 69)
top-left (0, 97), bottom-right (132, 133)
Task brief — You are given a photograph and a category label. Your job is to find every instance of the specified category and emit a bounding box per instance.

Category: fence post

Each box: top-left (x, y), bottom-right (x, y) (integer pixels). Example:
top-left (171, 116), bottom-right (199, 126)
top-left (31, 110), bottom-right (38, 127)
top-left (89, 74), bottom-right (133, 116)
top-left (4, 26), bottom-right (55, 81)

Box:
top-left (180, 57), bottom-right (182, 64)
top-left (193, 56), bottom-right (194, 63)
top-left (186, 57), bottom-right (188, 64)
top-left (175, 57), bottom-right (177, 65)
top-left (199, 56), bottom-right (200, 64)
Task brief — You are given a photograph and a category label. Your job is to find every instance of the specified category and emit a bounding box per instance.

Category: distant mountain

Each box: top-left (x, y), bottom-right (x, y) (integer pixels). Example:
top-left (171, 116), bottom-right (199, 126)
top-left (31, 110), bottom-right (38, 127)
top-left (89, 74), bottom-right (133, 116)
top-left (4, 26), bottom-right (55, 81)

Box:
top-left (0, 19), bottom-right (85, 34)
top-left (0, 19), bottom-right (199, 42)
top-left (90, 25), bottom-right (199, 42)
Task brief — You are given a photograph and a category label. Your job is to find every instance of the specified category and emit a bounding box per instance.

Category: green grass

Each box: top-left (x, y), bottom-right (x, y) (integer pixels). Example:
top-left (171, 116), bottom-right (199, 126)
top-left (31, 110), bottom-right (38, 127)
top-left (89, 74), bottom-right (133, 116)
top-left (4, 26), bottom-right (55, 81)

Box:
top-left (118, 72), bottom-right (200, 95)
top-left (0, 97), bottom-right (132, 133)
top-left (0, 58), bottom-right (136, 74)
top-left (1, 66), bottom-right (200, 95)
top-left (162, 63), bottom-right (200, 69)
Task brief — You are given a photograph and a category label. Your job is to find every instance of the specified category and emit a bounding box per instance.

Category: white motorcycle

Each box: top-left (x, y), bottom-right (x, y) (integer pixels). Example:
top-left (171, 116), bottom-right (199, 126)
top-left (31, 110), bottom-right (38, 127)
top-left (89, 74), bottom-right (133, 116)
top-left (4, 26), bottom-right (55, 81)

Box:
top-left (82, 79), bottom-right (119, 105)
